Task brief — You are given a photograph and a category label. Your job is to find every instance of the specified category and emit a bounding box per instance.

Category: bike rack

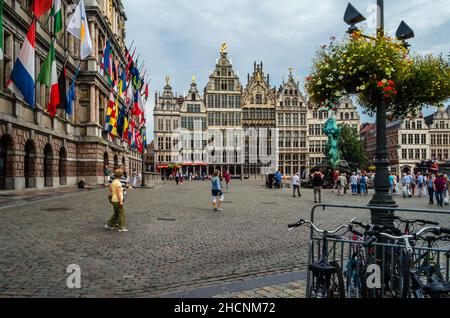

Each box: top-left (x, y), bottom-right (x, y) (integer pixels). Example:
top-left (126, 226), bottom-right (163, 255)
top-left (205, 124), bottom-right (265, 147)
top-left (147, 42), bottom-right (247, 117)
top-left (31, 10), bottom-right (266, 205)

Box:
top-left (304, 204), bottom-right (450, 298)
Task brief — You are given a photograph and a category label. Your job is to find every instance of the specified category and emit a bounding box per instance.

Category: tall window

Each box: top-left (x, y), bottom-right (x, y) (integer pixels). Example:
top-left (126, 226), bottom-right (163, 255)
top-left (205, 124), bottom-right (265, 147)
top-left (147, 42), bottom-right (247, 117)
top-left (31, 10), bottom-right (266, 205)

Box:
top-left (255, 94), bottom-right (262, 104)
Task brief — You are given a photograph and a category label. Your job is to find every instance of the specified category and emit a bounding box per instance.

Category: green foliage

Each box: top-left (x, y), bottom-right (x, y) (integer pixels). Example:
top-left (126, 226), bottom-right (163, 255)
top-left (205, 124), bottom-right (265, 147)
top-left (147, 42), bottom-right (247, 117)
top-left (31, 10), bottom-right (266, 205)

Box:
top-left (306, 33), bottom-right (450, 118)
top-left (339, 124), bottom-right (368, 171)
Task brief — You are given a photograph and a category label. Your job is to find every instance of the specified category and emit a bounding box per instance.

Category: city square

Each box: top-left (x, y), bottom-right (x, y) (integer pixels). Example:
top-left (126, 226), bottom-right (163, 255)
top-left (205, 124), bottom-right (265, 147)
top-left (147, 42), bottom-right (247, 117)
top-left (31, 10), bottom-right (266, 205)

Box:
top-left (1, 0), bottom-right (450, 304)
top-left (1, 180), bottom-right (449, 298)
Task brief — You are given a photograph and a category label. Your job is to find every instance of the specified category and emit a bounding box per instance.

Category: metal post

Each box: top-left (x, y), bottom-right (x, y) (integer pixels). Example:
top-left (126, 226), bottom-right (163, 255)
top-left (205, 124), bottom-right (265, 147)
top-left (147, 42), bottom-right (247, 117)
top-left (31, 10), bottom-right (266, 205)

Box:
top-left (377, 0), bottom-right (384, 31)
top-left (368, 0), bottom-right (397, 228)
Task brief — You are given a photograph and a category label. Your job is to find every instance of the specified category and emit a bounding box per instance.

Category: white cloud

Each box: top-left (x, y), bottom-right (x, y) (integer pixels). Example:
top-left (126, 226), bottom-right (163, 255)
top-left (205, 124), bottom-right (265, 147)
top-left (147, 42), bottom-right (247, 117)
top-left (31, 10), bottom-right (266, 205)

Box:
top-left (123, 0), bottom-right (450, 138)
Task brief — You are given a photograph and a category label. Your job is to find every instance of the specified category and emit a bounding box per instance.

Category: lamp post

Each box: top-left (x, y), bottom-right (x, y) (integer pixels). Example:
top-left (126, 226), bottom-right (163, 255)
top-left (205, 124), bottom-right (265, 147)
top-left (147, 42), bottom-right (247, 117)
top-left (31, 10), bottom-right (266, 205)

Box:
top-left (344, 1), bottom-right (415, 227)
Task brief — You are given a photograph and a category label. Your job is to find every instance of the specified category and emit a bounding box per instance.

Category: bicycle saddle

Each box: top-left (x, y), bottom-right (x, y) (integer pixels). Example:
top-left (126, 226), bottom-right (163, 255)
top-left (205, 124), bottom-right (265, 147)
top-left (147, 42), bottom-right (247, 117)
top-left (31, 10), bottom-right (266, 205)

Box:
top-left (423, 282), bottom-right (450, 296)
top-left (309, 259), bottom-right (337, 274)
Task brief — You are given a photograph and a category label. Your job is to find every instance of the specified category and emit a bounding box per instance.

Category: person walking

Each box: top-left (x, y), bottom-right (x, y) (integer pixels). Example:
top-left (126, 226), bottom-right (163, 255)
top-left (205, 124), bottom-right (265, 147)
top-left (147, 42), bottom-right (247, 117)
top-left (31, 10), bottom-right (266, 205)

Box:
top-left (292, 173), bottom-right (302, 198)
top-left (274, 170), bottom-right (282, 189)
top-left (131, 169), bottom-right (137, 188)
top-left (350, 172), bottom-right (358, 195)
top-left (434, 173), bottom-right (446, 207)
top-left (175, 172), bottom-right (180, 185)
top-left (211, 170), bottom-right (224, 212)
top-left (402, 173), bottom-right (412, 198)
top-left (389, 172), bottom-right (395, 195)
top-left (427, 174), bottom-right (436, 205)
top-left (360, 174), bottom-right (368, 195)
top-left (312, 171), bottom-right (324, 203)
top-left (332, 170), bottom-right (340, 193)
top-left (105, 169), bottom-right (128, 232)
top-left (337, 173), bottom-right (346, 196)
top-left (443, 173), bottom-right (449, 206)
top-left (417, 172), bottom-right (425, 197)
top-left (103, 165), bottom-right (110, 186)
top-left (224, 170), bottom-right (231, 189)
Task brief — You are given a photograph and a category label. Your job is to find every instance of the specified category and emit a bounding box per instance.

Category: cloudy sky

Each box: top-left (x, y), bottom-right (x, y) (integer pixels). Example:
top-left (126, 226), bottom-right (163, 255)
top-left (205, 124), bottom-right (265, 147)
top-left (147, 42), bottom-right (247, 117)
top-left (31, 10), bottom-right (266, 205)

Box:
top-left (123, 0), bottom-right (450, 140)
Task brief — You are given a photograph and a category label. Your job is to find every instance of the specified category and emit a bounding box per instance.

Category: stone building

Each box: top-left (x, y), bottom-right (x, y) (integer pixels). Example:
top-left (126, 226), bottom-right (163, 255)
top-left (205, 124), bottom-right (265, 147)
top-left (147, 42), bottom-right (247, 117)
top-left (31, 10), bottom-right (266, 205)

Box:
top-left (153, 78), bottom-right (182, 176)
top-left (276, 69), bottom-right (308, 178)
top-left (242, 62), bottom-right (277, 177)
top-left (180, 77), bottom-right (208, 176)
top-left (426, 107), bottom-right (450, 162)
top-left (0, 0), bottom-right (142, 191)
top-left (360, 107), bottom-right (450, 174)
top-left (144, 140), bottom-right (155, 172)
top-left (204, 45), bottom-right (243, 175)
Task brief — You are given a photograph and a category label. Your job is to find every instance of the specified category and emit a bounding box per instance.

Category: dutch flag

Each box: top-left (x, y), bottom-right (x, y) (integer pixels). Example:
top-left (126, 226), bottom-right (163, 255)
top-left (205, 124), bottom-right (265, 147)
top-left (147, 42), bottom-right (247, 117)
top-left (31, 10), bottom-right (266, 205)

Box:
top-left (7, 21), bottom-right (36, 108)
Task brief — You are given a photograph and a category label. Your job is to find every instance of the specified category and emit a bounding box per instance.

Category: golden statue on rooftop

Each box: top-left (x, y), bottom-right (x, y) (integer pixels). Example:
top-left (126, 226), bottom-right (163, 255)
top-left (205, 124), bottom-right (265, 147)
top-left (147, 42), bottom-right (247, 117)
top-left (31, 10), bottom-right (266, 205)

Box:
top-left (165, 76), bottom-right (171, 85)
top-left (192, 75), bottom-right (196, 83)
top-left (220, 43), bottom-right (228, 55)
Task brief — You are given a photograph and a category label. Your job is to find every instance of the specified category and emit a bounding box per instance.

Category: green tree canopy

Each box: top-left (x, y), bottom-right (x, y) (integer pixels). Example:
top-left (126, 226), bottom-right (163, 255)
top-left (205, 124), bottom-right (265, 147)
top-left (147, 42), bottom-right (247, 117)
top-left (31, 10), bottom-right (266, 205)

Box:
top-left (338, 125), bottom-right (368, 172)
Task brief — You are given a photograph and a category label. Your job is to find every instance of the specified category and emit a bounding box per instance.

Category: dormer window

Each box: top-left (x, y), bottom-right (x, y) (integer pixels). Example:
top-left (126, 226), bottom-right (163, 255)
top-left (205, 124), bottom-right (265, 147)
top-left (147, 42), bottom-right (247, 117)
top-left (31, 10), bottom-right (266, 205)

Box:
top-left (192, 94), bottom-right (196, 101)
top-left (256, 94), bottom-right (262, 104)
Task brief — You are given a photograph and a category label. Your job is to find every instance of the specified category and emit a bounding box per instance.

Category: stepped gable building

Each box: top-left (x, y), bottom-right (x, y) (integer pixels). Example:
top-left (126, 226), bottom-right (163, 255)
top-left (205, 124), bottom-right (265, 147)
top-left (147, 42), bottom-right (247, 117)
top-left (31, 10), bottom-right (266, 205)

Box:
top-left (204, 44), bottom-right (243, 175)
top-left (276, 69), bottom-right (308, 177)
top-left (242, 62), bottom-right (277, 176)
top-left (0, 0), bottom-right (142, 191)
top-left (180, 76), bottom-right (208, 176)
top-left (426, 107), bottom-right (450, 163)
top-left (154, 77), bottom-right (182, 176)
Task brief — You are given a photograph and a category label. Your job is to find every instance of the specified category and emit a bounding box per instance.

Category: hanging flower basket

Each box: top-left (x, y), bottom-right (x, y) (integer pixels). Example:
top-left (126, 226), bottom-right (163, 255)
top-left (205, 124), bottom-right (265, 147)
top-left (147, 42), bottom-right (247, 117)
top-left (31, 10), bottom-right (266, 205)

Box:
top-left (305, 34), bottom-right (450, 118)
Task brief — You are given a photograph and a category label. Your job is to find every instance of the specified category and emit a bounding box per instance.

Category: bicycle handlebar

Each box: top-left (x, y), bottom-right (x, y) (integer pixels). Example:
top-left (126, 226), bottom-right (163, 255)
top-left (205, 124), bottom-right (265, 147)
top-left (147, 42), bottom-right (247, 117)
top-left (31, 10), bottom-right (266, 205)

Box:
top-left (288, 219), bottom-right (349, 235)
top-left (393, 216), bottom-right (439, 226)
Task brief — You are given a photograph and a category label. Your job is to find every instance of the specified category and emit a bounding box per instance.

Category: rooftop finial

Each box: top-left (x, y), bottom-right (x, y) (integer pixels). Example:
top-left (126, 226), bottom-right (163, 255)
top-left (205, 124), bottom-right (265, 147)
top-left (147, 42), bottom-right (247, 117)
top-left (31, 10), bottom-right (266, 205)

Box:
top-left (192, 75), bottom-right (196, 83)
top-left (165, 75), bottom-right (171, 86)
top-left (220, 43), bottom-right (228, 55)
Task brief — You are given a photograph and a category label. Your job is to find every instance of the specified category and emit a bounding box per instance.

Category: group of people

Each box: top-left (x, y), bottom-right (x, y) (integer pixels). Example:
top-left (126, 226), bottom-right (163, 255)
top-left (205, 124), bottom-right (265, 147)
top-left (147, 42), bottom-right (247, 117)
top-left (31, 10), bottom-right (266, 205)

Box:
top-left (391, 171), bottom-right (450, 207)
top-left (333, 170), bottom-right (372, 196)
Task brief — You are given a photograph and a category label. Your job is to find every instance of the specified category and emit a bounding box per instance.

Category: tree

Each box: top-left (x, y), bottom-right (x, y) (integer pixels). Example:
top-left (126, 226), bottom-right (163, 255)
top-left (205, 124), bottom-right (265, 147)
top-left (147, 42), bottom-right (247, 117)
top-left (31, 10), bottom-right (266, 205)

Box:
top-left (338, 124), bottom-right (368, 172)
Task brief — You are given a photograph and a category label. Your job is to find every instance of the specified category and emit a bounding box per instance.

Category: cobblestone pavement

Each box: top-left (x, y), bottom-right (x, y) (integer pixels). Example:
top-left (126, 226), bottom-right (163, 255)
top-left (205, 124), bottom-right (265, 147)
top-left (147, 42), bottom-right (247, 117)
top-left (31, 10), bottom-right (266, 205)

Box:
top-left (213, 281), bottom-right (307, 299)
top-left (0, 180), bottom-right (449, 298)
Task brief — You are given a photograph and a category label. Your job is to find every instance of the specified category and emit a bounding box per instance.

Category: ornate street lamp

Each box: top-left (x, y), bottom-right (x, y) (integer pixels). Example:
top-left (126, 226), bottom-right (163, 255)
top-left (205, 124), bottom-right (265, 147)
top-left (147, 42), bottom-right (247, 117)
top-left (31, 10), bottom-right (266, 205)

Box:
top-left (344, 1), bottom-right (415, 227)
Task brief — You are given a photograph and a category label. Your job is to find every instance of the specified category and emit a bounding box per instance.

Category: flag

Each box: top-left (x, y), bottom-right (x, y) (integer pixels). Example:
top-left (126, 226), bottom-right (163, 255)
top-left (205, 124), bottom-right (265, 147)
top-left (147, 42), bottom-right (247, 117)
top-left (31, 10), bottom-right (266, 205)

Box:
top-left (66, 66), bottom-right (80, 115)
top-left (116, 105), bottom-right (126, 138)
top-left (0, 0), bottom-right (4, 60)
top-left (129, 120), bottom-right (135, 146)
top-left (101, 40), bottom-right (111, 72)
top-left (132, 90), bottom-right (143, 117)
top-left (7, 21), bottom-right (36, 107)
top-left (32, 0), bottom-right (52, 18)
top-left (119, 67), bottom-right (126, 97)
top-left (67, 0), bottom-right (92, 60)
top-left (51, 0), bottom-right (63, 34)
top-left (105, 92), bottom-right (118, 136)
top-left (37, 43), bottom-right (59, 117)
top-left (144, 83), bottom-right (149, 101)
top-left (123, 116), bottom-right (129, 141)
top-left (58, 67), bottom-right (67, 111)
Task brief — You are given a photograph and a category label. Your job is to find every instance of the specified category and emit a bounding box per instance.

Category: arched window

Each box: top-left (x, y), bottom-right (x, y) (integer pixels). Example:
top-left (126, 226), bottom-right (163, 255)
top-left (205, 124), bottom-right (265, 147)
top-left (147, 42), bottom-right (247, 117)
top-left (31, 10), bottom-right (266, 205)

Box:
top-left (59, 147), bottom-right (68, 186)
top-left (345, 113), bottom-right (350, 120)
top-left (24, 140), bottom-right (37, 189)
top-left (44, 144), bottom-right (54, 187)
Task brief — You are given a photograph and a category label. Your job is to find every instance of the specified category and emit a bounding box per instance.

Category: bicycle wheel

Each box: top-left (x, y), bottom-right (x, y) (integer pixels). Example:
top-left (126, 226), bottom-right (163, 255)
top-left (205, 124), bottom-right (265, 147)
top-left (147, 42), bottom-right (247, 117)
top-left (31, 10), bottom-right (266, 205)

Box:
top-left (330, 261), bottom-right (346, 298)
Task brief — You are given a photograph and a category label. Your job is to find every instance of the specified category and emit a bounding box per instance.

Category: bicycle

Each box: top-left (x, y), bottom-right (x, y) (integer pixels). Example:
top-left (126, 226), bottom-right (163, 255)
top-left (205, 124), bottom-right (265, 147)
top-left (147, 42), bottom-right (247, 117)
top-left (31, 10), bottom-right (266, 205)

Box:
top-left (289, 219), bottom-right (347, 298)
top-left (352, 221), bottom-right (450, 298)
